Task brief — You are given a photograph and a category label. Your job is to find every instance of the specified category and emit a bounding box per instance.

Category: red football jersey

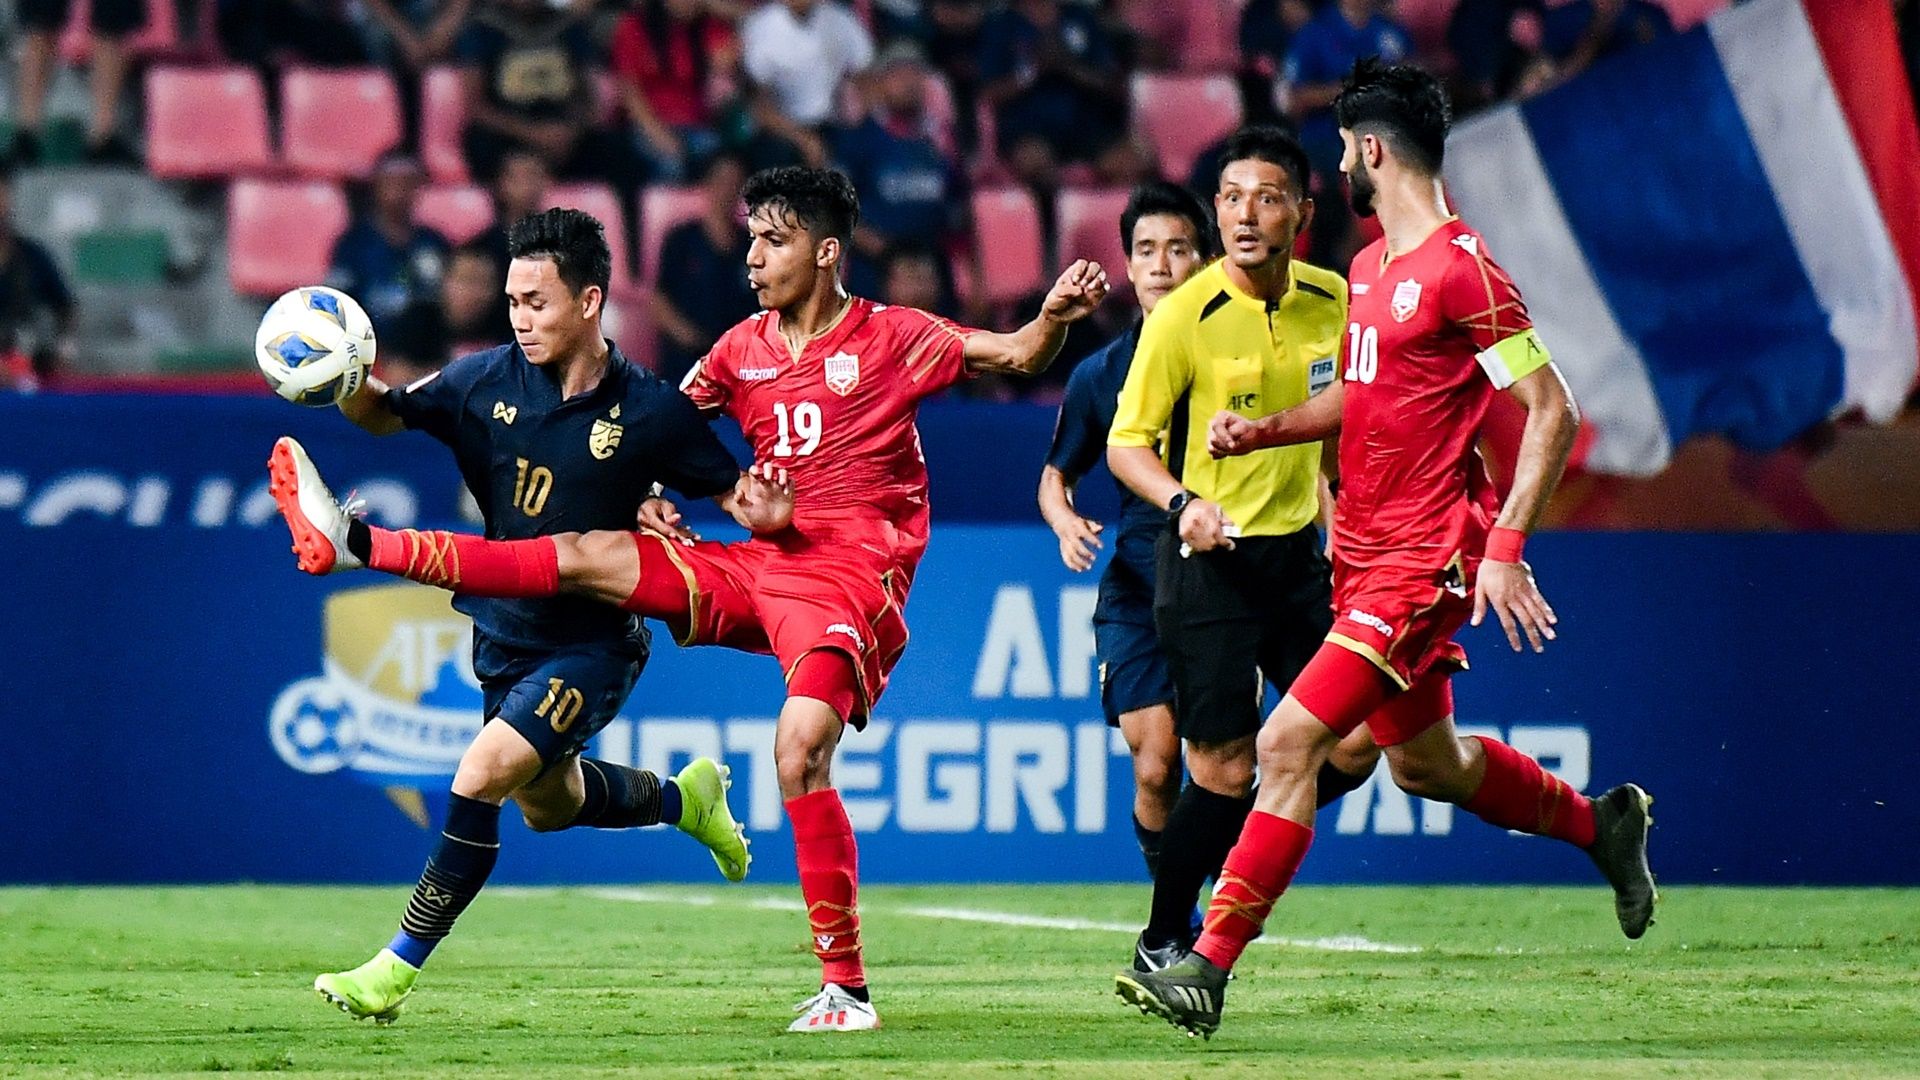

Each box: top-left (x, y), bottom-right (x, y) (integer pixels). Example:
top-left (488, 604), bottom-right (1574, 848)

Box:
top-left (682, 296), bottom-right (977, 551)
top-left (1337, 218), bottom-right (1536, 571)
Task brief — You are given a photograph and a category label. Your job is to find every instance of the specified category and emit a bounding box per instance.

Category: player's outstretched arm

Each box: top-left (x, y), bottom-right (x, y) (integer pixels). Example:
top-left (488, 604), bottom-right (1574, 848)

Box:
top-left (336, 376), bottom-right (406, 436)
top-left (1208, 381), bottom-right (1344, 458)
top-left (964, 260), bottom-right (1110, 376)
top-left (1473, 362), bottom-right (1580, 653)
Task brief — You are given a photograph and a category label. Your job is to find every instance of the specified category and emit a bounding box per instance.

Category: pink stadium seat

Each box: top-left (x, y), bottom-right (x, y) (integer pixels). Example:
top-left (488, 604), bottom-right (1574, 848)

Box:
top-left (280, 68), bottom-right (404, 180)
top-left (421, 66), bottom-right (470, 184)
top-left (228, 179), bottom-right (350, 297)
top-left (548, 182), bottom-right (634, 296)
top-left (1652, 0), bottom-right (1728, 30)
top-left (638, 185), bottom-right (707, 286)
top-left (1056, 187), bottom-right (1133, 298)
top-left (414, 184), bottom-right (495, 244)
top-left (971, 188), bottom-right (1045, 305)
top-left (1131, 72), bottom-right (1241, 182)
top-left (58, 0), bottom-right (180, 64)
top-left (145, 66), bottom-right (271, 179)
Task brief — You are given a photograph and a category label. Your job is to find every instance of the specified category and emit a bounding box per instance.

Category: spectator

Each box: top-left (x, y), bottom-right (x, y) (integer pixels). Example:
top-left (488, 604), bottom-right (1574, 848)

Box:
top-left (1281, 0), bottom-right (1409, 263)
top-left (471, 148), bottom-right (553, 332)
top-left (927, 0), bottom-right (990, 154)
top-left (978, 0), bottom-right (1126, 189)
top-left (10, 0), bottom-right (142, 166)
top-left (441, 242), bottom-right (507, 355)
top-left (1450, 0), bottom-right (1673, 107)
top-left (457, 0), bottom-right (647, 197)
top-left (740, 0), bottom-right (875, 169)
top-left (1238, 0), bottom-right (1315, 124)
top-left (218, 0), bottom-right (369, 70)
top-left (834, 42), bottom-right (968, 298)
top-left (881, 244), bottom-right (960, 321)
top-left (327, 153), bottom-right (452, 332)
top-left (357, 0), bottom-right (477, 149)
top-left (0, 171), bottom-right (76, 386)
top-left (611, 0), bottom-right (740, 183)
top-left (650, 153), bottom-right (758, 384)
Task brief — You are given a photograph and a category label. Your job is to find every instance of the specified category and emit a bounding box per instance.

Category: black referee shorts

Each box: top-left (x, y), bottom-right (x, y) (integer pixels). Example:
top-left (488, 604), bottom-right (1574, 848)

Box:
top-left (20, 0), bottom-right (144, 35)
top-left (1152, 523), bottom-right (1333, 746)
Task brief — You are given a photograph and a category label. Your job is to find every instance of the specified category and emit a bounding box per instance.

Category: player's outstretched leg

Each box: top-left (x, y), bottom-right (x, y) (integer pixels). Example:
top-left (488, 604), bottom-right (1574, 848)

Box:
top-left (1585, 783), bottom-right (1658, 938)
top-left (268, 437), bottom-right (364, 574)
top-left (673, 757), bottom-right (752, 882)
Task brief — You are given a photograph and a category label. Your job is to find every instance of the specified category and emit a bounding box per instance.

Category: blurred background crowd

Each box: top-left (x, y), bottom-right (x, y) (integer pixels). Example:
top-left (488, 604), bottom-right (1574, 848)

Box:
top-left (0, 0), bottom-right (1914, 402)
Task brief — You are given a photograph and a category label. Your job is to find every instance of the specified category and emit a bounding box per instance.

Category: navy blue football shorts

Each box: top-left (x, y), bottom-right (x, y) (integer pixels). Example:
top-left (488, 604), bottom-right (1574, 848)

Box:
top-left (1094, 573), bottom-right (1174, 727)
top-left (476, 636), bottom-right (646, 773)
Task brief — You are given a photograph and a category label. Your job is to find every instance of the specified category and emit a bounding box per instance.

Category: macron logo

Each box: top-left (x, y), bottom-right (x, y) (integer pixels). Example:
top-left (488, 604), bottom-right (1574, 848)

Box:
top-left (1347, 609), bottom-right (1394, 638)
top-left (827, 623), bottom-right (865, 651)
top-left (1451, 235), bottom-right (1479, 256)
top-left (739, 366), bottom-right (780, 381)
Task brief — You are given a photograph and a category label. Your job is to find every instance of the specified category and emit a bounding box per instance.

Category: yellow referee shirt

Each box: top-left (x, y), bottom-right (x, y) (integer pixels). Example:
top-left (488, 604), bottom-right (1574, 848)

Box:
top-left (1109, 258), bottom-right (1347, 537)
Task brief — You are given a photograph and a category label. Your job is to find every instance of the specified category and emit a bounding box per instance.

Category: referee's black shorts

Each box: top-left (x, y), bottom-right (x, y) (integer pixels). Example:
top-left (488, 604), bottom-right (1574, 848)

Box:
top-left (1152, 523), bottom-right (1333, 746)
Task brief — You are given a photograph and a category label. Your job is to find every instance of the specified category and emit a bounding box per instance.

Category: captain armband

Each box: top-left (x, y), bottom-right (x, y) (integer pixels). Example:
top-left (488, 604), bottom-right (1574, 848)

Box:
top-left (1474, 327), bottom-right (1551, 391)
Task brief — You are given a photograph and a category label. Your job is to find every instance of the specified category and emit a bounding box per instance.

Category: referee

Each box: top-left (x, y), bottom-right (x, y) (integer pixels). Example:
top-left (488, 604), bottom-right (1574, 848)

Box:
top-left (1106, 126), bottom-right (1377, 968)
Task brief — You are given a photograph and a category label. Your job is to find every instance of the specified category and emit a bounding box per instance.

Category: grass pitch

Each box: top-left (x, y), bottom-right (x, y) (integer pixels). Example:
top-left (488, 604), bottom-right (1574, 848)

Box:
top-left (1, 884), bottom-right (1915, 1078)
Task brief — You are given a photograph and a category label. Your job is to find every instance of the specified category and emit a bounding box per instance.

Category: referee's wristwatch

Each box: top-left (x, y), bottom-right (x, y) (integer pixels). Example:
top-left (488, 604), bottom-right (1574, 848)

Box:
top-left (1165, 490), bottom-right (1195, 521)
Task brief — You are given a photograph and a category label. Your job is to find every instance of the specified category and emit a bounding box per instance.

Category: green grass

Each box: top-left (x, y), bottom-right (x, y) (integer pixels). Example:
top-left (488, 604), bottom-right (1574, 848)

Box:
top-left (1, 885), bottom-right (1916, 1077)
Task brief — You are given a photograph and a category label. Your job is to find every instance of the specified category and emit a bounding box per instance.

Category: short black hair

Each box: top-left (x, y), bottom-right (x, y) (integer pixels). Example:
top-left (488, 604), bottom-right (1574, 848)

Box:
top-left (741, 166), bottom-right (860, 244)
top-left (1333, 57), bottom-right (1452, 174)
top-left (506, 207), bottom-right (611, 295)
top-left (1120, 181), bottom-right (1214, 257)
top-left (1218, 125), bottom-right (1312, 198)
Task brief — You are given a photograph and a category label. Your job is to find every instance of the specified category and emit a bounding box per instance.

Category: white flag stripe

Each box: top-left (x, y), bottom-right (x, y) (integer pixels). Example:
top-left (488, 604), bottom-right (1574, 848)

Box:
top-left (1447, 105), bottom-right (1673, 475)
top-left (1708, 0), bottom-right (1918, 423)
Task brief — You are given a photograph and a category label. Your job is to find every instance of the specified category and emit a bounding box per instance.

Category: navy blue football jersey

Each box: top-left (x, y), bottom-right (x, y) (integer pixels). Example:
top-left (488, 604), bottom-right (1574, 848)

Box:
top-left (1045, 322), bottom-right (1162, 586)
top-left (387, 342), bottom-right (740, 650)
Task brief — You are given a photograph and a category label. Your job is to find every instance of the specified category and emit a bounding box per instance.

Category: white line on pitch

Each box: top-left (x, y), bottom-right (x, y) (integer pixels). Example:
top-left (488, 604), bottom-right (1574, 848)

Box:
top-left (583, 888), bottom-right (1420, 954)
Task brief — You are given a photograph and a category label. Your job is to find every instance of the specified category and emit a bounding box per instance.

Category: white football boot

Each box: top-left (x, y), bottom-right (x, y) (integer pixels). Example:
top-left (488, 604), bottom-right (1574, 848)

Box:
top-left (786, 983), bottom-right (881, 1033)
top-left (267, 436), bottom-right (364, 575)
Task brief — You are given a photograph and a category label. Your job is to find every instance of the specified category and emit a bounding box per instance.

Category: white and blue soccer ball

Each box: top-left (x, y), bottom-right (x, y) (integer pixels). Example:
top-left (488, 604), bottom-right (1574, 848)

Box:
top-left (254, 285), bottom-right (376, 407)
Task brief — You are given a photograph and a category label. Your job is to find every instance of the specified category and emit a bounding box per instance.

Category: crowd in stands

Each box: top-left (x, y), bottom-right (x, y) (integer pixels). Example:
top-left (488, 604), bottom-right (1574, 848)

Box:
top-left (3, 0), bottom-right (1874, 399)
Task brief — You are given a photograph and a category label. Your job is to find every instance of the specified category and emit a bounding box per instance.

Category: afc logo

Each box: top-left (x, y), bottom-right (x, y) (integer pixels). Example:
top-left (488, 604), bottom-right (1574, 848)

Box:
top-left (1229, 392), bottom-right (1259, 412)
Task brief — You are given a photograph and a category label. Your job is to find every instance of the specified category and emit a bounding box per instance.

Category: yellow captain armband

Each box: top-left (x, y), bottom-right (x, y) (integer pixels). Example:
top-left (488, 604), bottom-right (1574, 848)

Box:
top-left (1474, 327), bottom-right (1552, 391)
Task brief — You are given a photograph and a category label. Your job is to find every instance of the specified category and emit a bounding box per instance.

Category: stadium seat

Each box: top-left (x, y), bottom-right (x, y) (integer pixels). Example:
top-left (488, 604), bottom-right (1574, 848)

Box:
top-left (414, 184), bottom-right (495, 245)
top-left (1118, 0), bottom-right (1237, 72)
top-left (57, 0), bottom-right (181, 64)
top-left (1055, 187), bottom-right (1133, 298)
top-left (280, 68), bottom-right (404, 180)
top-left (421, 66), bottom-right (470, 184)
top-left (145, 66), bottom-right (272, 180)
top-left (971, 188), bottom-right (1045, 305)
top-left (227, 179), bottom-right (349, 297)
top-left (638, 185), bottom-right (706, 286)
top-left (1131, 73), bottom-right (1241, 182)
top-left (548, 182), bottom-right (634, 296)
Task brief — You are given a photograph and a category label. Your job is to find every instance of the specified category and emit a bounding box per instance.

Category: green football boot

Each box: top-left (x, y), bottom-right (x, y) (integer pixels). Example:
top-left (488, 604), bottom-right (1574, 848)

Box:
top-left (314, 948), bottom-right (419, 1025)
top-left (675, 757), bottom-right (751, 882)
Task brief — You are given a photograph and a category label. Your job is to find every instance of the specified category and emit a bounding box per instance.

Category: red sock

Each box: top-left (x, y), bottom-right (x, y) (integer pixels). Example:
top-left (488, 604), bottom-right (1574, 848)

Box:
top-left (786, 789), bottom-right (864, 988)
top-left (366, 528), bottom-right (559, 596)
top-left (1462, 736), bottom-right (1596, 847)
top-left (1192, 811), bottom-right (1314, 971)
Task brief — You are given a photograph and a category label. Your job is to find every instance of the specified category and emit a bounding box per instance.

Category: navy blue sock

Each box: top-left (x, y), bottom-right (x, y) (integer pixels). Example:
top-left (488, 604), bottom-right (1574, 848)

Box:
top-left (569, 759), bottom-right (671, 829)
top-left (389, 793), bottom-right (501, 969)
top-left (659, 779), bottom-right (682, 826)
top-left (1132, 814), bottom-right (1163, 880)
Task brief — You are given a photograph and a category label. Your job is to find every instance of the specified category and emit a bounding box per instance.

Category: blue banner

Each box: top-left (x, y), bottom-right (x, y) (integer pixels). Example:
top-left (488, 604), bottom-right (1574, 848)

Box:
top-left (0, 396), bottom-right (1911, 884)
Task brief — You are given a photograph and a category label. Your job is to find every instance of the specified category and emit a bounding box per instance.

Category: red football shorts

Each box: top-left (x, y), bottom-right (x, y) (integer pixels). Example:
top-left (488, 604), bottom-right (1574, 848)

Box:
top-left (628, 518), bottom-right (914, 727)
top-left (1326, 550), bottom-right (1476, 691)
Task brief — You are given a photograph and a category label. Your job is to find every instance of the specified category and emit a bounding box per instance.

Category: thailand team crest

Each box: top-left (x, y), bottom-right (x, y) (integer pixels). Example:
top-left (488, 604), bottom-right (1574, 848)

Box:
top-left (1390, 279), bottom-right (1423, 323)
top-left (824, 351), bottom-right (860, 396)
top-left (590, 416), bottom-right (623, 460)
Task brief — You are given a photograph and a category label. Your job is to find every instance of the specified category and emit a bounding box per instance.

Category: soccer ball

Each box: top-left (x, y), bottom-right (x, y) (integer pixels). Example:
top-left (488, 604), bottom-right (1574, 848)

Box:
top-left (255, 286), bottom-right (376, 407)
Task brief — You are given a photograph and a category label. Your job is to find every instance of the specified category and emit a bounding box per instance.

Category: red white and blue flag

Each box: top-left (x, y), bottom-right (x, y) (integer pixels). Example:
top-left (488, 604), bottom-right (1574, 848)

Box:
top-left (1445, 0), bottom-right (1920, 475)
